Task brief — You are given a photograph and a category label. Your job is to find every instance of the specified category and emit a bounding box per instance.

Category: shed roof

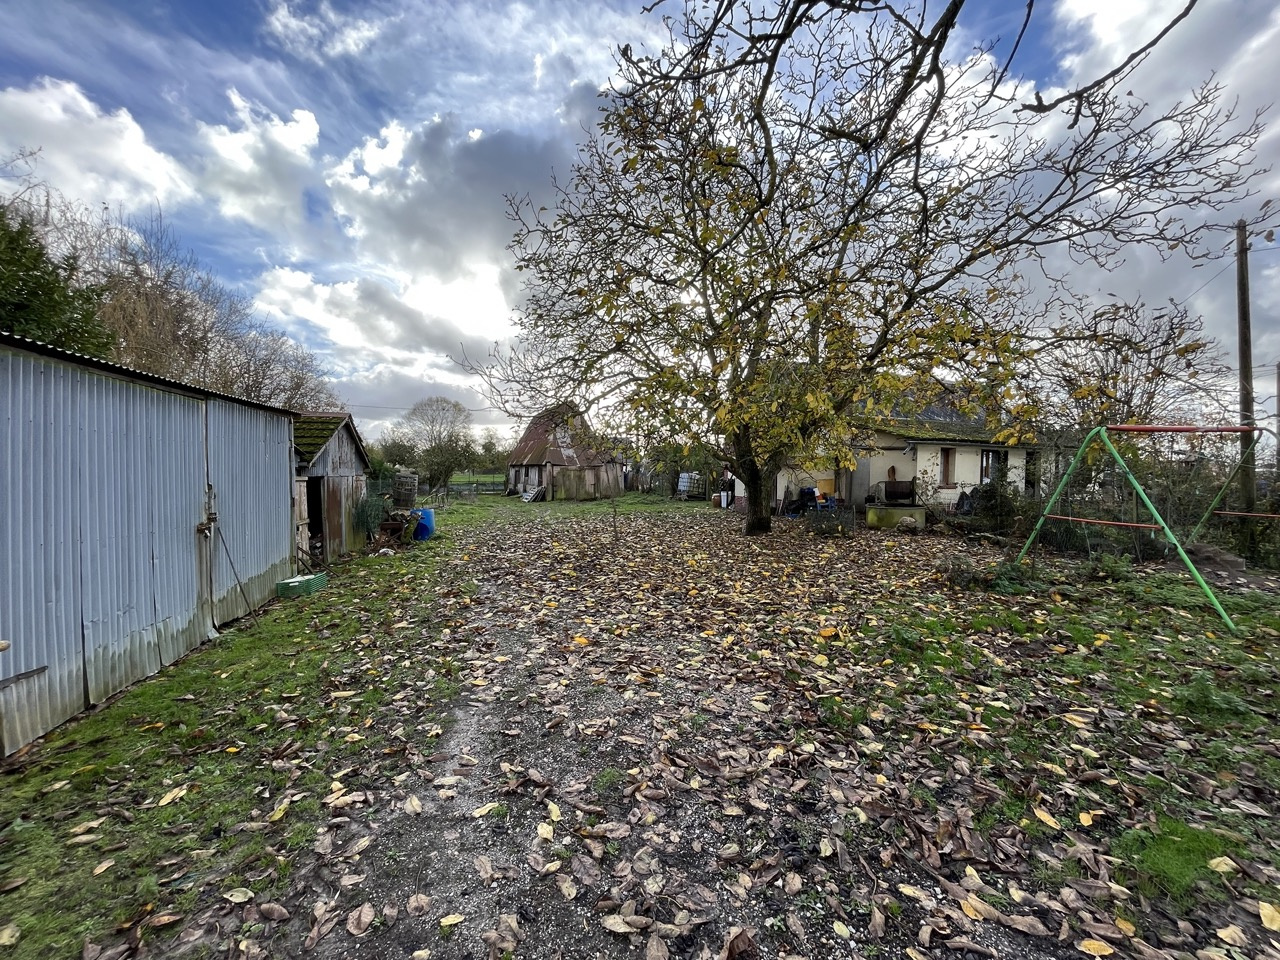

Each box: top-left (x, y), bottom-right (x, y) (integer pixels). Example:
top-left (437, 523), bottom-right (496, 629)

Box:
top-left (293, 412), bottom-right (370, 469)
top-left (509, 406), bottom-right (615, 468)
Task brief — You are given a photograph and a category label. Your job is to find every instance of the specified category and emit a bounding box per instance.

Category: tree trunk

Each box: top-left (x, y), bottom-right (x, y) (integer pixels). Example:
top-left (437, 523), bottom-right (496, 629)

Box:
top-left (730, 429), bottom-right (776, 535)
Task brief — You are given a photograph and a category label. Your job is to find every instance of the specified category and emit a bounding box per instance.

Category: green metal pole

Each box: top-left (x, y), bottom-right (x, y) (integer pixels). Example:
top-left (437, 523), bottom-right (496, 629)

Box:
top-left (1096, 430), bottom-right (1237, 634)
top-left (1016, 427), bottom-right (1105, 564)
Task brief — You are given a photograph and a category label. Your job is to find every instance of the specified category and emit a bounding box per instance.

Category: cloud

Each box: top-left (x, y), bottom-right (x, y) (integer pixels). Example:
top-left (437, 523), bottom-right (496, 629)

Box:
top-left (263, 1), bottom-right (392, 63)
top-left (0, 78), bottom-right (193, 210)
top-left (325, 114), bottom-right (571, 283)
top-left (196, 90), bottom-right (329, 248)
top-left (253, 266), bottom-right (504, 367)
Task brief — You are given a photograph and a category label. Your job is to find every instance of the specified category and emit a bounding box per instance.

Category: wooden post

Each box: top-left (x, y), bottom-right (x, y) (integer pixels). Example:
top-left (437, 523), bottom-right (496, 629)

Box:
top-left (1236, 220), bottom-right (1255, 511)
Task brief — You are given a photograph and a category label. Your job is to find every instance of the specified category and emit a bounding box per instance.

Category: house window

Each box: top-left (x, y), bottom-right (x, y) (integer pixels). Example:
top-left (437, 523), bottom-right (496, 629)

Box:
top-left (940, 447), bottom-right (956, 487)
top-left (981, 449), bottom-right (1008, 483)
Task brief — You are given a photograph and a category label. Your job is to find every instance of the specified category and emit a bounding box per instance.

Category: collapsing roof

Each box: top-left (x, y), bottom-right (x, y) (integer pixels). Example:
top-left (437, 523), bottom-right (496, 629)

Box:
top-left (508, 406), bottom-right (616, 468)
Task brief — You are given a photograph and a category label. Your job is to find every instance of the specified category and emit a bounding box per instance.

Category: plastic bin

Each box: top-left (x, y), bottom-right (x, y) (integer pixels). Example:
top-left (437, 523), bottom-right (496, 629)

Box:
top-left (412, 507), bottom-right (436, 540)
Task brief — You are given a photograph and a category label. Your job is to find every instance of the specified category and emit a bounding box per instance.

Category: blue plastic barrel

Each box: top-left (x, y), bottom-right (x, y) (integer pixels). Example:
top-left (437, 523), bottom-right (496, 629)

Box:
top-left (413, 508), bottom-right (436, 540)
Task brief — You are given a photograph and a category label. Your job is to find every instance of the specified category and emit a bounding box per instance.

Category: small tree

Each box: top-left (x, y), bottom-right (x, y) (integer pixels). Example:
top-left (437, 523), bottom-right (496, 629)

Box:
top-left (392, 397), bottom-right (476, 491)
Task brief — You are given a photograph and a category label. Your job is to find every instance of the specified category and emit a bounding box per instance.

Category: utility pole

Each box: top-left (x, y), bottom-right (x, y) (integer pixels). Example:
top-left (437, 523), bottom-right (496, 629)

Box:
top-left (1236, 220), bottom-right (1255, 511)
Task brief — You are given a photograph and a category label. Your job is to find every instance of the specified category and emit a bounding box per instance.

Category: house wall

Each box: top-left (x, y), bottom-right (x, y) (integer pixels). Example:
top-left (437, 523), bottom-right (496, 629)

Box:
top-left (915, 443), bottom-right (1028, 506)
top-left (321, 473), bottom-right (367, 559)
top-left (727, 434), bottom-right (1030, 510)
top-left (0, 343), bottom-right (293, 756)
top-left (306, 426), bottom-right (366, 478)
top-left (509, 463), bottom-right (543, 495)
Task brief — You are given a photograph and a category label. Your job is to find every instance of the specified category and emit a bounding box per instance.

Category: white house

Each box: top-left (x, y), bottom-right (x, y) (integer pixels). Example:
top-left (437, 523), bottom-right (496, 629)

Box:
top-left (734, 418), bottom-right (1036, 512)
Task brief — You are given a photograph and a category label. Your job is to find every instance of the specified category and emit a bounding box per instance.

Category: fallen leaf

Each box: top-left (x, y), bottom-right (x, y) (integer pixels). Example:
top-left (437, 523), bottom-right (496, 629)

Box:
top-left (471, 802), bottom-right (500, 818)
top-left (406, 894), bottom-right (432, 917)
top-left (260, 903), bottom-right (290, 922)
top-left (1033, 807), bottom-right (1061, 830)
top-left (1216, 925), bottom-right (1248, 947)
top-left (1077, 939), bottom-right (1115, 956)
top-left (1115, 917), bottom-right (1135, 937)
top-left (92, 860), bottom-right (115, 876)
top-left (1207, 856), bottom-right (1237, 874)
top-left (537, 822), bottom-right (554, 841)
top-left (403, 795), bottom-right (423, 815)
top-left (833, 920), bottom-right (851, 938)
top-left (1260, 901), bottom-right (1280, 932)
top-left (547, 801), bottom-right (562, 822)
top-left (0, 924), bottom-right (18, 946)
top-left (143, 913), bottom-right (182, 928)
top-left (223, 887), bottom-right (255, 904)
top-left (347, 903), bottom-right (375, 936)
top-left (439, 914), bottom-right (464, 928)
top-left (602, 916), bottom-right (633, 934)
top-left (646, 933), bottom-right (670, 959)
top-left (158, 785), bottom-right (187, 807)
top-left (1002, 914), bottom-right (1052, 937)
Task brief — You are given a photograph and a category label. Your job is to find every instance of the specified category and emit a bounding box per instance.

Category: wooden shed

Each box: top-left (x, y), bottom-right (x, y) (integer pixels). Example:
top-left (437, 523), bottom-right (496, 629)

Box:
top-left (294, 412), bottom-right (371, 563)
top-left (507, 407), bottom-right (623, 501)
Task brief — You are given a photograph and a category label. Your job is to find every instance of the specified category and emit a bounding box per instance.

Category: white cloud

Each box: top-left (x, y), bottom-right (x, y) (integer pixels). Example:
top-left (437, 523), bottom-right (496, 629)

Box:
top-left (0, 77), bottom-right (193, 210)
top-left (263, 1), bottom-right (392, 63)
top-left (197, 90), bottom-right (323, 242)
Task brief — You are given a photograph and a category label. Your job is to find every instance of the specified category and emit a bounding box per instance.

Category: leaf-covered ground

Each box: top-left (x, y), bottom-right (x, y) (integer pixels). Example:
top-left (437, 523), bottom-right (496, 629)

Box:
top-left (1, 497), bottom-right (1278, 960)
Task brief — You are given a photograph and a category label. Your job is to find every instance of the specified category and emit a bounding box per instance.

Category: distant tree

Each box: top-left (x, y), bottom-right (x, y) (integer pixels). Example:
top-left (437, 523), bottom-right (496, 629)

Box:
top-left (0, 205), bottom-right (111, 356)
top-left (391, 397), bottom-right (476, 491)
top-left (376, 428), bottom-right (420, 472)
top-left (476, 427), bottom-right (512, 474)
top-left (1026, 298), bottom-right (1232, 432)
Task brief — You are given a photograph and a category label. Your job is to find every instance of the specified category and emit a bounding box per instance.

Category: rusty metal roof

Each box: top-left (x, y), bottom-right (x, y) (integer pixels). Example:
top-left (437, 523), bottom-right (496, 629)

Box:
top-left (508, 406), bottom-right (616, 468)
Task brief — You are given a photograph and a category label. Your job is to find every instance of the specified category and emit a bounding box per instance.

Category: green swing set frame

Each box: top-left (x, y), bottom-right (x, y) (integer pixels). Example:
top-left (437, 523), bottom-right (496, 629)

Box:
top-left (1016, 424), bottom-right (1278, 633)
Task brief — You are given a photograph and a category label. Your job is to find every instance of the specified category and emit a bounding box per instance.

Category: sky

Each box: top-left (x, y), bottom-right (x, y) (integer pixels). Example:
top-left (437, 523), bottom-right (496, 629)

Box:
top-left (0, 0), bottom-right (1277, 441)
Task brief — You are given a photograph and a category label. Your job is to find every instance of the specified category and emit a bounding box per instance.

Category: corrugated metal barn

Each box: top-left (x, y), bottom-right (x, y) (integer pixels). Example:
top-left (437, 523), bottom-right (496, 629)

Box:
top-left (0, 332), bottom-right (294, 756)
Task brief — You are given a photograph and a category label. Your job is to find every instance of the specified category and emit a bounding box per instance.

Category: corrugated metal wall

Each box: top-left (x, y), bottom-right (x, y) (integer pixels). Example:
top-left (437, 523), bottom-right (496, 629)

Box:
top-left (0, 346), bottom-right (293, 755)
top-left (0, 351), bottom-right (86, 755)
top-left (207, 400), bottom-right (294, 627)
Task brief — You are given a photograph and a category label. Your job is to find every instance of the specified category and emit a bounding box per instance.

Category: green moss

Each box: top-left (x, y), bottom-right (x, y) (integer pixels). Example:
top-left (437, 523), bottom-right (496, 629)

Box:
top-left (1112, 817), bottom-right (1238, 906)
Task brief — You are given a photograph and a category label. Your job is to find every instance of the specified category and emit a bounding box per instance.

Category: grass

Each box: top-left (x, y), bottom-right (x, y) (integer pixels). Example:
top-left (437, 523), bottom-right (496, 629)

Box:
top-left (1112, 817), bottom-right (1240, 906)
top-left (0, 499), bottom-right (502, 959)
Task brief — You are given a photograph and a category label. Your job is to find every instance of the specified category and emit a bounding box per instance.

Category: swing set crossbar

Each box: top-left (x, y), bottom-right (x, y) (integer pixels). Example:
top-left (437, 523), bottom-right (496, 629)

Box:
top-left (1017, 423), bottom-right (1279, 634)
top-left (1106, 424), bottom-right (1259, 434)
top-left (1043, 515), bottom-right (1161, 530)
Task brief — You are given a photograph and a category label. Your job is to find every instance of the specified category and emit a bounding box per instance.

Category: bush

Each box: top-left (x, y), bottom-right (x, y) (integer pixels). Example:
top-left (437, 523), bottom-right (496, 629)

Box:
top-left (354, 494), bottom-right (390, 538)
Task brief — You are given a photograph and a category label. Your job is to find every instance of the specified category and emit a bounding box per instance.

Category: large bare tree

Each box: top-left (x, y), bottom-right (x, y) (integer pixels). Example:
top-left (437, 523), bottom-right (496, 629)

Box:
top-left (477, 0), bottom-right (1265, 533)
